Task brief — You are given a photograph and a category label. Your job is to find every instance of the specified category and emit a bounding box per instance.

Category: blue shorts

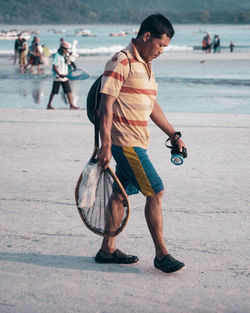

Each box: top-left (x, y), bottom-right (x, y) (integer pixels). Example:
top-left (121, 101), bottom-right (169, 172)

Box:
top-left (111, 145), bottom-right (164, 196)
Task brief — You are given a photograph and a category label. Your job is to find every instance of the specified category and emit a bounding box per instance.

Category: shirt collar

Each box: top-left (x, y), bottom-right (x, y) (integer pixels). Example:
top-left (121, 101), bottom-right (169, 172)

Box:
top-left (128, 39), bottom-right (152, 78)
top-left (131, 39), bottom-right (145, 63)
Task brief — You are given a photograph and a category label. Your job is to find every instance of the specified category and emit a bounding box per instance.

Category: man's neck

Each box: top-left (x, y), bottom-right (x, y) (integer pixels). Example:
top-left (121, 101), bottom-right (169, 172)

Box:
top-left (132, 38), bottom-right (148, 64)
top-left (133, 38), bottom-right (142, 58)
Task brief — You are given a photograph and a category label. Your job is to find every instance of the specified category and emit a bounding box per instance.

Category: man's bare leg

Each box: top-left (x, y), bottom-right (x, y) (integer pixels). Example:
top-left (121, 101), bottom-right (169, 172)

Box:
top-left (101, 236), bottom-right (117, 254)
top-left (95, 192), bottom-right (138, 264)
top-left (66, 92), bottom-right (79, 109)
top-left (47, 93), bottom-right (55, 109)
top-left (145, 191), bottom-right (186, 273)
top-left (144, 190), bottom-right (169, 260)
top-left (100, 192), bottom-right (124, 253)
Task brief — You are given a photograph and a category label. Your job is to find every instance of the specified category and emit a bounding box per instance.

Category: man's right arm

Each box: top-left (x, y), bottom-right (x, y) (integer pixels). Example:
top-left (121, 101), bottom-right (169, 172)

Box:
top-left (53, 64), bottom-right (66, 78)
top-left (98, 93), bottom-right (116, 169)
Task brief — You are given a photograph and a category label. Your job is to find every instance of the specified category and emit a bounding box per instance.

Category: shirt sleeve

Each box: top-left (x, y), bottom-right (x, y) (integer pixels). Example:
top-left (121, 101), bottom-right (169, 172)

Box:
top-left (100, 53), bottom-right (130, 98)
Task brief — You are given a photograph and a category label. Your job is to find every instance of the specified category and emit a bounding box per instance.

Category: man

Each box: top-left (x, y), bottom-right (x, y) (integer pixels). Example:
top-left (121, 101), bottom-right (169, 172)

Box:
top-left (47, 41), bottom-right (79, 110)
top-left (14, 34), bottom-right (26, 68)
top-left (14, 33), bottom-right (22, 65)
top-left (18, 38), bottom-right (27, 71)
top-left (95, 14), bottom-right (186, 273)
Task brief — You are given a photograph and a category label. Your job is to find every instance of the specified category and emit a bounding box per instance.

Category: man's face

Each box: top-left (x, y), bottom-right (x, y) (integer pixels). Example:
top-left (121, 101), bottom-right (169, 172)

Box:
top-left (62, 48), bottom-right (68, 55)
top-left (141, 33), bottom-right (171, 63)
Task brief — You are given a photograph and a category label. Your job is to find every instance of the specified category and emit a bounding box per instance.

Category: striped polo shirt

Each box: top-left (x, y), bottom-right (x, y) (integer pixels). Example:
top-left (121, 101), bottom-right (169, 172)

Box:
top-left (100, 40), bottom-right (158, 149)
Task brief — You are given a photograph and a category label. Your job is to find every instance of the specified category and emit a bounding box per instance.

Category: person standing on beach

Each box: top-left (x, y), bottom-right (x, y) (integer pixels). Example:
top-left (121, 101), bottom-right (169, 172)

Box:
top-left (229, 41), bottom-right (235, 53)
top-left (68, 39), bottom-right (79, 71)
top-left (202, 36), bottom-right (207, 52)
top-left (14, 33), bottom-right (22, 65)
top-left (95, 14), bottom-right (186, 273)
top-left (213, 34), bottom-right (220, 53)
top-left (24, 37), bottom-right (43, 73)
top-left (47, 41), bottom-right (79, 110)
top-left (18, 38), bottom-right (27, 72)
top-left (14, 34), bottom-right (27, 68)
top-left (203, 32), bottom-right (212, 53)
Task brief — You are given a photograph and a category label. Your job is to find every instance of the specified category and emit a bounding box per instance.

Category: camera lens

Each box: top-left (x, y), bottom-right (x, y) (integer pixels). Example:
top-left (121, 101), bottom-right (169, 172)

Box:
top-left (171, 155), bottom-right (184, 165)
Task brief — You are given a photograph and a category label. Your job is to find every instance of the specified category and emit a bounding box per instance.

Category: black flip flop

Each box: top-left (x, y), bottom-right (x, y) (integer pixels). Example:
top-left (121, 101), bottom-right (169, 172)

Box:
top-left (94, 249), bottom-right (139, 264)
top-left (154, 254), bottom-right (185, 273)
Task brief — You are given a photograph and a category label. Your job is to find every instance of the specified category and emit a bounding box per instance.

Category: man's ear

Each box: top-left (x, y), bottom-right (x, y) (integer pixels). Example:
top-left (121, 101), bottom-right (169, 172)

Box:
top-left (142, 32), bottom-right (151, 42)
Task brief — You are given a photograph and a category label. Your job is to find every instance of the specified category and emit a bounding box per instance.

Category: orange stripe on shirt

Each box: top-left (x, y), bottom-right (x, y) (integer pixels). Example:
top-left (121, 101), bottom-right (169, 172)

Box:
top-left (103, 70), bottom-right (126, 82)
top-left (120, 86), bottom-right (157, 96)
top-left (120, 58), bottom-right (130, 67)
top-left (120, 57), bottom-right (137, 67)
top-left (113, 113), bottom-right (148, 126)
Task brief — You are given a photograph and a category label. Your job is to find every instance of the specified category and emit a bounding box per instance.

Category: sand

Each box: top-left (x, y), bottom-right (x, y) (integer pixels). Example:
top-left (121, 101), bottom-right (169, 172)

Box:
top-left (0, 108), bottom-right (249, 313)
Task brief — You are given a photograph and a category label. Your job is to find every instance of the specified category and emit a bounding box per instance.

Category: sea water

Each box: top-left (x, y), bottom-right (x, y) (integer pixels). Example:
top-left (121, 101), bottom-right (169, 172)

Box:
top-left (0, 24), bottom-right (249, 113)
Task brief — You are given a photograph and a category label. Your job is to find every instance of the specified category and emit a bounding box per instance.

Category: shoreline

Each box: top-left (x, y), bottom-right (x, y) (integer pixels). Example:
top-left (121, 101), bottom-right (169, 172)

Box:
top-left (1, 50), bottom-right (250, 59)
top-left (0, 49), bottom-right (249, 114)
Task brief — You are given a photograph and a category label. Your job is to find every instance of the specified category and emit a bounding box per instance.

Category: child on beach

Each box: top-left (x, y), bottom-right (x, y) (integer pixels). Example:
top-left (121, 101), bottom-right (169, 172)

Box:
top-left (229, 41), bottom-right (235, 52)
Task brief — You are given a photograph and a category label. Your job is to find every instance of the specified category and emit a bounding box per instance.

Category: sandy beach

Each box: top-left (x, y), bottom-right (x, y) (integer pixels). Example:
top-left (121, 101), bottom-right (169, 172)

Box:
top-left (0, 108), bottom-right (249, 313)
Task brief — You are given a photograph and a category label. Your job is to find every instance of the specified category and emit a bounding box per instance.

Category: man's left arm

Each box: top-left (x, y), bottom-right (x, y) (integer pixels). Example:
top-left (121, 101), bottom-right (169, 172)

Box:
top-left (150, 100), bottom-right (186, 150)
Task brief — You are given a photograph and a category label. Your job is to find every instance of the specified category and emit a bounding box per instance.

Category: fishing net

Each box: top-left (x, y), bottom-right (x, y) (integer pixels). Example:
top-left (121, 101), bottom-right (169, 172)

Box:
top-left (76, 161), bottom-right (130, 237)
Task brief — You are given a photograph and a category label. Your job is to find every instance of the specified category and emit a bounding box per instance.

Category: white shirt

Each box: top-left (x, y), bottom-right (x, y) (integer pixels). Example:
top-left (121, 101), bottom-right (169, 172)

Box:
top-left (53, 51), bottom-right (69, 82)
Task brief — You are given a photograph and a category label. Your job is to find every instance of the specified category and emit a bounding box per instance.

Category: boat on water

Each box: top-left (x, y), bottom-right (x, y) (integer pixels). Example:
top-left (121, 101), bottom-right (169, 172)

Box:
top-left (0, 30), bottom-right (31, 41)
top-left (75, 29), bottom-right (96, 37)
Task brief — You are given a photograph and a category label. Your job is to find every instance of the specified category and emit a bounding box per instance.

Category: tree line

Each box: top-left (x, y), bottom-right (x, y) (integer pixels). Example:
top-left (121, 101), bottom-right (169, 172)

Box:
top-left (0, 0), bottom-right (250, 24)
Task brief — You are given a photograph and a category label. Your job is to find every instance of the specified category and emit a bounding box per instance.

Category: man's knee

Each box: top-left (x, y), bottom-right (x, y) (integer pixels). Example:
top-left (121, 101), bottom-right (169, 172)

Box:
top-left (146, 190), bottom-right (164, 205)
top-left (150, 190), bottom-right (164, 198)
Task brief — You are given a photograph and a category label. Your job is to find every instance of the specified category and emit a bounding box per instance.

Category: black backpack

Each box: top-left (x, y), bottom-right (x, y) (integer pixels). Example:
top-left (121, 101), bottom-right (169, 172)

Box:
top-left (86, 50), bottom-right (131, 124)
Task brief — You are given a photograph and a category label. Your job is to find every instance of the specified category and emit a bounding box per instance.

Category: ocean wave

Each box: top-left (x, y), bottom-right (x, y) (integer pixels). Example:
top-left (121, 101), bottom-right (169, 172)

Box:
top-left (166, 45), bottom-right (193, 52)
top-left (0, 44), bottom-right (194, 57)
top-left (77, 45), bottom-right (124, 55)
top-left (77, 45), bottom-right (193, 55)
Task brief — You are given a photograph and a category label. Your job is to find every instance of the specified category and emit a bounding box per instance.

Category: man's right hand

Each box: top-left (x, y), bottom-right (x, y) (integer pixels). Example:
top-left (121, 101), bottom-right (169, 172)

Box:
top-left (98, 145), bottom-right (112, 170)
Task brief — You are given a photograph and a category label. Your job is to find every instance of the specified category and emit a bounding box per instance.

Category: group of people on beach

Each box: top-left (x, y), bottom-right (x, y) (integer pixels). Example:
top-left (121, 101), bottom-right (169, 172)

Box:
top-left (14, 34), bottom-right (50, 73)
top-left (202, 32), bottom-right (221, 53)
top-left (14, 34), bottom-right (80, 110)
top-left (14, 34), bottom-right (79, 74)
top-left (202, 32), bottom-right (236, 53)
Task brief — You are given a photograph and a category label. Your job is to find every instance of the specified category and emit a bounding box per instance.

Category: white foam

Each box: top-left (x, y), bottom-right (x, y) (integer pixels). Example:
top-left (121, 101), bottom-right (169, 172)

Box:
top-left (0, 44), bottom-right (194, 57)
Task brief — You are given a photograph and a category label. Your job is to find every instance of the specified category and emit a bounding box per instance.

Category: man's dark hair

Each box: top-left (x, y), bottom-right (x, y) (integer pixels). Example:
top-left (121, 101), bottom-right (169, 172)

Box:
top-left (137, 14), bottom-right (175, 39)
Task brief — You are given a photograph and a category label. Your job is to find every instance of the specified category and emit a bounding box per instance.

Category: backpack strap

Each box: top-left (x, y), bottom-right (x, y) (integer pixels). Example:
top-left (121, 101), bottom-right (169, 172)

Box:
top-left (120, 50), bottom-right (131, 73)
top-left (89, 50), bottom-right (132, 148)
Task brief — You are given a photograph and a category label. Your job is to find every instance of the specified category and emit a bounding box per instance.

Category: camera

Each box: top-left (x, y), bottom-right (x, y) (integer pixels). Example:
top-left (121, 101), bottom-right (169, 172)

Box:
top-left (166, 132), bottom-right (187, 166)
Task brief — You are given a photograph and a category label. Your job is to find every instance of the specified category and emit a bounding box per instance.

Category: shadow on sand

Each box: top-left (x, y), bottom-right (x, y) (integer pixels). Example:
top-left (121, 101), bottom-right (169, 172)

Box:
top-left (0, 251), bottom-right (140, 274)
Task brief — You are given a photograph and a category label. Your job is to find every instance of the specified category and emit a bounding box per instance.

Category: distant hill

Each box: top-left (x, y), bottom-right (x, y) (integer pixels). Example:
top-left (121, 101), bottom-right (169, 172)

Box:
top-left (1, 0), bottom-right (250, 24)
